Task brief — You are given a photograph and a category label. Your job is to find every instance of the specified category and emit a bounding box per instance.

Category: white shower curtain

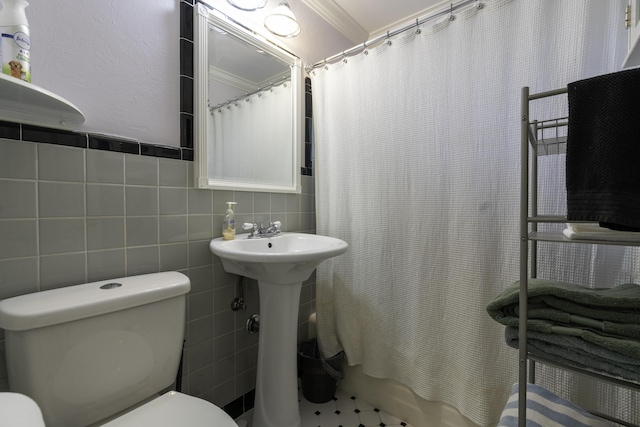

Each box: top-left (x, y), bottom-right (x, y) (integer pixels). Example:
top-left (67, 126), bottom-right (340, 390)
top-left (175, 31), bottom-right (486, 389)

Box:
top-left (312, 1), bottom-right (631, 425)
top-left (208, 81), bottom-right (292, 186)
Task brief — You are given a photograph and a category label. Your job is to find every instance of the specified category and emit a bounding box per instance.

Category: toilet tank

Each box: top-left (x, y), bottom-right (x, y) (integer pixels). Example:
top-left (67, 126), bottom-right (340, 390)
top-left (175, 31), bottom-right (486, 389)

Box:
top-left (0, 272), bottom-right (191, 427)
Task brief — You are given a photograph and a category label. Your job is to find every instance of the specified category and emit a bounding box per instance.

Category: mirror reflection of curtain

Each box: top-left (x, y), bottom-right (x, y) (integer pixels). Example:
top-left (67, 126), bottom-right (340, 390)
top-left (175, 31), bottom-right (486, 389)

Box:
top-left (208, 81), bottom-right (293, 185)
top-left (313, 1), bottom-right (632, 426)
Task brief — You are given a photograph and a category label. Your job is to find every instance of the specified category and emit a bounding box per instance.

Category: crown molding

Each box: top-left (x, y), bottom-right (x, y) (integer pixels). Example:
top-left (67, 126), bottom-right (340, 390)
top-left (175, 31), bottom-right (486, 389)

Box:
top-left (300, 0), bottom-right (369, 43)
top-left (368, 0), bottom-right (447, 39)
top-left (209, 66), bottom-right (259, 93)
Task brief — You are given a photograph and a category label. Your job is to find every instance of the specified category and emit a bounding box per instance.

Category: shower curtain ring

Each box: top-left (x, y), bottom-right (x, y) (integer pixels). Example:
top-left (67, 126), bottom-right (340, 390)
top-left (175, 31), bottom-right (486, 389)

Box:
top-left (449, 3), bottom-right (455, 21)
top-left (415, 18), bottom-right (421, 34)
top-left (386, 31), bottom-right (392, 46)
top-left (342, 51), bottom-right (347, 64)
top-left (363, 41), bottom-right (368, 55)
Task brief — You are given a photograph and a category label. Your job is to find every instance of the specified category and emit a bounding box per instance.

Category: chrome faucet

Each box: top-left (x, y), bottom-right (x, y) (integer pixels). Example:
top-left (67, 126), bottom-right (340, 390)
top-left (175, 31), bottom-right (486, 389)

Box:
top-left (242, 221), bottom-right (282, 238)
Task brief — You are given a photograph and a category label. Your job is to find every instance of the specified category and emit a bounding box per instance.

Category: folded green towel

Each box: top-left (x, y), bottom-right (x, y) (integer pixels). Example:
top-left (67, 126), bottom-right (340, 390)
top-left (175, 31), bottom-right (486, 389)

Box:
top-left (505, 327), bottom-right (640, 382)
top-left (487, 279), bottom-right (640, 341)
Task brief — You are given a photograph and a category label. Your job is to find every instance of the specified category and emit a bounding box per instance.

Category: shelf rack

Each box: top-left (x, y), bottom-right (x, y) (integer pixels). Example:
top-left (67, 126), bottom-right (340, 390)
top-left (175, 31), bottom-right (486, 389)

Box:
top-left (519, 86), bottom-right (640, 427)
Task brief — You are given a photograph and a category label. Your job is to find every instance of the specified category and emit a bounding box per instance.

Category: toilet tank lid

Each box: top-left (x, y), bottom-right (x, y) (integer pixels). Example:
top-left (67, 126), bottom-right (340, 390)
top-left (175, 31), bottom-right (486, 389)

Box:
top-left (0, 272), bottom-right (191, 331)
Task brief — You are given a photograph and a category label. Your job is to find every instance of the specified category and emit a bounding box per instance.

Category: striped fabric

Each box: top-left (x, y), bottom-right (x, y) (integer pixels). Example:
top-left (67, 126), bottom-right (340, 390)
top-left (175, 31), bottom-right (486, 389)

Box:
top-left (498, 383), bottom-right (611, 427)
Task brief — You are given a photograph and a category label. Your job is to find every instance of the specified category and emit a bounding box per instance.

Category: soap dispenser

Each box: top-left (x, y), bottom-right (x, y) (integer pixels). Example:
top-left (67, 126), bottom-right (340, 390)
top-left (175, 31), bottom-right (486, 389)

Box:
top-left (222, 202), bottom-right (237, 240)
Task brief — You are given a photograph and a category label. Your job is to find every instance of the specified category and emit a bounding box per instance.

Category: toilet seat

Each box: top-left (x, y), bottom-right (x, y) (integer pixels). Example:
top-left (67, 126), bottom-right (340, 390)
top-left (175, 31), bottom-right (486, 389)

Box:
top-left (0, 392), bottom-right (46, 427)
top-left (101, 391), bottom-right (238, 427)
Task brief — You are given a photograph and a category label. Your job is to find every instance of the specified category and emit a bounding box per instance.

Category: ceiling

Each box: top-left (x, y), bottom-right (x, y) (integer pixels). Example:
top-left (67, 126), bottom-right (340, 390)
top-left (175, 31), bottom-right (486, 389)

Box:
top-left (299, 0), bottom-right (449, 43)
top-left (207, 0), bottom-right (453, 65)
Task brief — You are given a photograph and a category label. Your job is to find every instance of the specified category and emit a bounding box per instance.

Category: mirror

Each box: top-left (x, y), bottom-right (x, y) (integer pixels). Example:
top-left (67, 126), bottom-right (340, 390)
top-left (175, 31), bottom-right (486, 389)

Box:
top-left (194, 4), bottom-right (303, 193)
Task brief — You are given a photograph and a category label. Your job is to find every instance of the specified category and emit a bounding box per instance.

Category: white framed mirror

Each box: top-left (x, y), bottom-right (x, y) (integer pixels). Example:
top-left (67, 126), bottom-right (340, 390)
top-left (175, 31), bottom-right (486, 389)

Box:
top-left (194, 3), bottom-right (303, 193)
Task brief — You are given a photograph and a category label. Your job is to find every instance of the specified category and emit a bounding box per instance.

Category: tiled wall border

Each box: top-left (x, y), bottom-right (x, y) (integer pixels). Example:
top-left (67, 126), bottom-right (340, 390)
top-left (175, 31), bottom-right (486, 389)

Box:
top-left (180, 0), bottom-right (195, 154)
top-left (223, 389), bottom-right (255, 420)
top-left (302, 77), bottom-right (313, 176)
top-left (0, 122), bottom-right (194, 162)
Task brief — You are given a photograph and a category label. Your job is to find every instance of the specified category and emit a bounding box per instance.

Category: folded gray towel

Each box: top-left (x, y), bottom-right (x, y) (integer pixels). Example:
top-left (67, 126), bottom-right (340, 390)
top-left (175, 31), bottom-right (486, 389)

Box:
top-left (505, 327), bottom-right (640, 382)
top-left (486, 279), bottom-right (640, 340)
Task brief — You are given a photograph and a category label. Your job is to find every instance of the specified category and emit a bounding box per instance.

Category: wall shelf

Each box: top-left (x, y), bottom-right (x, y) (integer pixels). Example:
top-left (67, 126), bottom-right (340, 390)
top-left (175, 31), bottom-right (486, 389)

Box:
top-left (0, 73), bottom-right (84, 130)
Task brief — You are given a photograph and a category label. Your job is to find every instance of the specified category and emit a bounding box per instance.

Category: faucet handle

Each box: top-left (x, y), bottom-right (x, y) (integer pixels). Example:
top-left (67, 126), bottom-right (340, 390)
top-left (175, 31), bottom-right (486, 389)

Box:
top-left (242, 223), bottom-right (256, 231)
top-left (270, 221), bottom-right (281, 231)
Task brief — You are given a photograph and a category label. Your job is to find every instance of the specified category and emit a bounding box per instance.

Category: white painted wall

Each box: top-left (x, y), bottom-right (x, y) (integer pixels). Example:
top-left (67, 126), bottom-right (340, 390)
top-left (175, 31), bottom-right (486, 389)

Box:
top-left (24, 0), bottom-right (352, 147)
top-left (27, 0), bottom-right (180, 145)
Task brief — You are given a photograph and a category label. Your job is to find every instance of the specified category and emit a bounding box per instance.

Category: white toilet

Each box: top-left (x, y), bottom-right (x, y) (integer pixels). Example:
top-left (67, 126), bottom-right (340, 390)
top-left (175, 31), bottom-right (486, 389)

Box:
top-left (0, 392), bottom-right (46, 427)
top-left (0, 272), bottom-right (238, 427)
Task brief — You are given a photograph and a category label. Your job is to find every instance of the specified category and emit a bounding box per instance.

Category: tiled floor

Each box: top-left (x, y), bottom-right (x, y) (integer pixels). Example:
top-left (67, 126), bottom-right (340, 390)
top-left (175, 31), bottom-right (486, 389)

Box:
top-left (299, 387), bottom-right (415, 427)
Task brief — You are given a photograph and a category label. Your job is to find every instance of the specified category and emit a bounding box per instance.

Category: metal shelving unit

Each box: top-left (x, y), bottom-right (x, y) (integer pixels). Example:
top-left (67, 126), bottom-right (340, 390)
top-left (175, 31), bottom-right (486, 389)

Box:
top-left (519, 86), bottom-right (640, 427)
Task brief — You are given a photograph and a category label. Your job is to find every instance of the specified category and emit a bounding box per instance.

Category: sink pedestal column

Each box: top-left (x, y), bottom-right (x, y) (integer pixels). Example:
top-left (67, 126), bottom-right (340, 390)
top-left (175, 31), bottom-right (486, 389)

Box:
top-left (252, 280), bottom-right (303, 427)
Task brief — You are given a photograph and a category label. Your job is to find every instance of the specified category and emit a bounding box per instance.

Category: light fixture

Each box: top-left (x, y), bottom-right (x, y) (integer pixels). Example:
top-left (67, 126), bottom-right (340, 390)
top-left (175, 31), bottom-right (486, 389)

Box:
top-left (264, 1), bottom-right (300, 38)
top-left (227, 0), bottom-right (267, 11)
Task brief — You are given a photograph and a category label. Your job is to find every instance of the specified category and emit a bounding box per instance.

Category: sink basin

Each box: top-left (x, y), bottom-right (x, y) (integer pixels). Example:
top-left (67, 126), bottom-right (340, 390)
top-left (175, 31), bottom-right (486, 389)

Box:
top-left (210, 231), bottom-right (347, 427)
top-left (209, 232), bottom-right (348, 284)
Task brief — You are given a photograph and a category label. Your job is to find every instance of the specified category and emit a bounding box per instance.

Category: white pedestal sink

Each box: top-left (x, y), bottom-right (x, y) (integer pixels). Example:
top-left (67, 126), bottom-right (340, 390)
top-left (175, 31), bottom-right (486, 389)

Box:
top-left (209, 233), bottom-right (348, 427)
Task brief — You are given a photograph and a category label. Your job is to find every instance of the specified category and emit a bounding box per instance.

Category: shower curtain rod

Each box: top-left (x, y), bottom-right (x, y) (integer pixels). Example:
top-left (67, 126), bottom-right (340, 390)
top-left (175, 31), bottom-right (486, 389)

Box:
top-left (209, 77), bottom-right (290, 112)
top-left (307, 0), bottom-right (481, 72)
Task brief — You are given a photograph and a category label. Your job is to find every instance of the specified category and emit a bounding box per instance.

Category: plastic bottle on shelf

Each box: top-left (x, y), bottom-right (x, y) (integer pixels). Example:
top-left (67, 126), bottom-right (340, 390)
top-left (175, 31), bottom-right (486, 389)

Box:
top-left (222, 202), bottom-right (237, 240)
top-left (0, 0), bottom-right (31, 82)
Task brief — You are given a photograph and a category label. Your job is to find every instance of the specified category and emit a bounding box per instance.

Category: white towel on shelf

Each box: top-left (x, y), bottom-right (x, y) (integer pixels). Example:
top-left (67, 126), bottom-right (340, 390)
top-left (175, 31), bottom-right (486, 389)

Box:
top-left (563, 223), bottom-right (640, 242)
top-left (498, 383), bottom-right (611, 427)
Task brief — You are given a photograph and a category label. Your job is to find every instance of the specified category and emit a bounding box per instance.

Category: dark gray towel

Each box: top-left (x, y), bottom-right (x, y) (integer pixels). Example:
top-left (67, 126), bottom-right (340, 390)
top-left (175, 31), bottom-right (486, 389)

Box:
top-left (505, 327), bottom-right (640, 382)
top-left (566, 68), bottom-right (640, 231)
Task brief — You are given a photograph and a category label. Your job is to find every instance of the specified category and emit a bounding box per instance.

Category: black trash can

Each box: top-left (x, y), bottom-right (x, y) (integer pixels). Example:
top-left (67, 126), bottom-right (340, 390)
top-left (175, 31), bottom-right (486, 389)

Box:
top-left (298, 338), bottom-right (344, 403)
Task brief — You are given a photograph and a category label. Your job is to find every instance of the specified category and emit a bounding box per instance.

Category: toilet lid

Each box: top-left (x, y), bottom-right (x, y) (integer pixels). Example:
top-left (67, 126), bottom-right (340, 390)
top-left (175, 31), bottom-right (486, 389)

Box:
top-left (101, 391), bottom-right (238, 427)
top-left (0, 392), bottom-right (46, 427)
